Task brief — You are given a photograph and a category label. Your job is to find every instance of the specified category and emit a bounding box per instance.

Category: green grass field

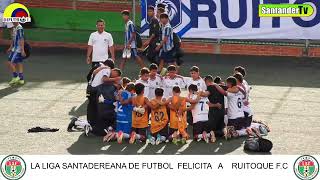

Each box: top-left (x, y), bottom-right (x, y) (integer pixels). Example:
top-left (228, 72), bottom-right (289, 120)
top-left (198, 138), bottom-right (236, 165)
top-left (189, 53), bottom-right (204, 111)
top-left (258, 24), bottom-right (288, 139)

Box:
top-left (0, 47), bottom-right (319, 155)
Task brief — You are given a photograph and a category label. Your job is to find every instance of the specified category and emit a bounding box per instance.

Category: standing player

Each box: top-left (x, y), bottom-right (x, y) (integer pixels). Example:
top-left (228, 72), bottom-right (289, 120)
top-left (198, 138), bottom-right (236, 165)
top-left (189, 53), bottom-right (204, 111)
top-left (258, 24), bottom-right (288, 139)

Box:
top-left (143, 6), bottom-right (160, 64)
top-left (120, 10), bottom-right (145, 71)
top-left (162, 65), bottom-right (185, 99)
top-left (187, 84), bottom-right (210, 143)
top-left (7, 22), bottom-right (26, 85)
top-left (156, 13), bottom-right (175, 72)
top-left (136, 68), bottom-right (150, 99)
top-left (87, 19), bottom-right (115, 67)
top-left (148, 63), bottom-right (163, 100)
top-left (149, 88), bottom-right (169, 145)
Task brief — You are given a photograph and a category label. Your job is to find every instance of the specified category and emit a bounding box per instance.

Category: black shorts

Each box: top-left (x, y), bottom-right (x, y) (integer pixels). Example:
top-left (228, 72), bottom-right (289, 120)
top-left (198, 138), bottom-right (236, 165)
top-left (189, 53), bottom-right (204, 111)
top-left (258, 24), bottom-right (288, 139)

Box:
top-left (244, 112), bottom-right (253, 128)
top-left (91, 62), bottom-right (100, 68)
top-left (193, 121), bottom-right (208, 137)
top-left (132, 127), bottom-right (147, 138)
top-left (151, 125), bottom-right (168, 138)
top-left (159, 50), bottom-right (175, 63)
top-left (228, 117), bottom-right (245, 130)
top-left (87, 90), bottom-right (97, 126)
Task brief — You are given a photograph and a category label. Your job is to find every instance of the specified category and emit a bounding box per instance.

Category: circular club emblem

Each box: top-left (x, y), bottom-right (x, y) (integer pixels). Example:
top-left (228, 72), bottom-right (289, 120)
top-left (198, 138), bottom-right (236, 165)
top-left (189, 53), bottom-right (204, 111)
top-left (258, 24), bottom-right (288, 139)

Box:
top-left (294, 155), bottom-right (319, 180)
top-left (1, 155), bottom-right (26, 180)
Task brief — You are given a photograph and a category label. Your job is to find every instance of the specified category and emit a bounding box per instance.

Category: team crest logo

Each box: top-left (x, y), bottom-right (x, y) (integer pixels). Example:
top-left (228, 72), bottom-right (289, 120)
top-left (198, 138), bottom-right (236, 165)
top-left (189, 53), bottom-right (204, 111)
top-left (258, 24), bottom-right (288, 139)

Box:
top-left (294, 155), bottom-right (319, 180)
top-left (145, 0), bottom-right (182, 28)
top-left (1, 155), bottom-right (26, 180)
top-left (2, 3), bottom-right (31, 23)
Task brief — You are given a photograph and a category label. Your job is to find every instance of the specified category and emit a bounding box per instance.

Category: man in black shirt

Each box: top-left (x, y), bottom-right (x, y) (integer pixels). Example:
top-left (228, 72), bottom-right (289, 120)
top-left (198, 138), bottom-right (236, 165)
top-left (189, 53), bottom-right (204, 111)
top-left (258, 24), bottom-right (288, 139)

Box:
top-left (143, 6), bottom-right (160, 64)
top-left (202, 75), bottom-right (227, 137)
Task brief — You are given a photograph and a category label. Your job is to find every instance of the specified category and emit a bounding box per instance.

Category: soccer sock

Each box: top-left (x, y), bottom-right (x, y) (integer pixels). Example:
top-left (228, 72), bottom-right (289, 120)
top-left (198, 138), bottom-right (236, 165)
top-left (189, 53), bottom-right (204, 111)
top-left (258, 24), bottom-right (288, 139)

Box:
top-left (207, 133), bottom-right (211, 138)
top-left (123, 133), bottom-right (130, 139)
top-left (74, 119), bottom-right (90, 127)
top-left (18, 73), bottom-right (24, 80)
top-left (197, 134), bottom-right (203, 139)
top-left (13, 72), bottom-right (18, 78)
top-left (160, 136), bottom-right (166, 142)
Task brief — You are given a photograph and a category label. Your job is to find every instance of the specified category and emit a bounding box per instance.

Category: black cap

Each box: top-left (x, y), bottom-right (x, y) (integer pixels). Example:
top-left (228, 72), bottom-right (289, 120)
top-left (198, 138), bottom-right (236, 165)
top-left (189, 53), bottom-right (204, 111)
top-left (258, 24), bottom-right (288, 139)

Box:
top-left (157, 3), bottom-right (166, 9)
top-left (160, 13), bottom-right (169, 19)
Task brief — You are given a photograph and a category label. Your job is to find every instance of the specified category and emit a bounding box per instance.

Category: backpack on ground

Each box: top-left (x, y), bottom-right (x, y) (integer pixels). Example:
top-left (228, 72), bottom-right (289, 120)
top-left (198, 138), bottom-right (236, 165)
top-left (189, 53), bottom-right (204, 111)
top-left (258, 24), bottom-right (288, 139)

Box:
top-left (244, 137), bottom-right (273, 152)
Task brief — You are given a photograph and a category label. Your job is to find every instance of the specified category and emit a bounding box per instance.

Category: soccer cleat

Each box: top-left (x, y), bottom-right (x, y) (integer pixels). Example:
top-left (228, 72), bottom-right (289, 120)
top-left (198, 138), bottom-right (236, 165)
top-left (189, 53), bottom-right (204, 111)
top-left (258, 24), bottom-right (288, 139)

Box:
top-left (103, 131), bottom-right (116, 142)
top-left (67, 117), bottom-right (77, 132)
top-left (16, 80), bottom-right (25, 85)
top-left (155, 134), bottom-right (161, 145)
top-left (126, 49), bottom-right (131, 59)
top-left (9, 77), bottom-right (20, 85)
top-left (223, 127), bottom-right (229, 140)
top-left (172, 137), bottom-right (178, 145)
top-left (210, 131), bottom-right (216, 143)
top-left (84, 125), bottom-right (91, 136)
top-left (129, 131), bottom-right (136, 144)
top-left (197, 135), bottom-right (202, 142)
top-left (203, 131), bottom-right (209, 143)
top-left (117, 131), bottom-right (124, 144)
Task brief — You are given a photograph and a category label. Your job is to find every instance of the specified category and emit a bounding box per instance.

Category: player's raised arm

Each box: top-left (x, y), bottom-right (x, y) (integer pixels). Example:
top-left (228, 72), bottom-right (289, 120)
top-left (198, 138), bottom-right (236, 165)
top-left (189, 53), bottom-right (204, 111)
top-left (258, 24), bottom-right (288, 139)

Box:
top-left (214, 83), bottom-right (228, 96)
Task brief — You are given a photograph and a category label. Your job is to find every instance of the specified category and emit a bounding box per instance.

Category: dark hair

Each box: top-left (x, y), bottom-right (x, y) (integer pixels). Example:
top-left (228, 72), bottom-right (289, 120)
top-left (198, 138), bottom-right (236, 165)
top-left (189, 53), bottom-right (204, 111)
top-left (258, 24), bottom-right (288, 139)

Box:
top-left (226, 76), bottom-right (237, 87)
top-left (155, 88), bottom-right (164, 97)
top-left (121, 10), bottom-right (130, 16)
top-left (96, 19), bottom-right (105, 24)
top-left (172, 86), bottom-right (181, 93)
top-left (157, 3), bottom-right (166, 9)
top-left (122, 77), bottom-right (131, 85)
top-left (126, 82), bottom-right (135, 92)
top-left (103, 59), bottom-right (115, 69)
top-left (233, 73), bottom-right (244, 83)
top-left (190, 66), bottom-right (199, 73)
top-left (167, 65), bottom-right (176, 72)
top-left (188, 84), bottom-right (198, 92)
top-left (214, 76), bottom-right (222, 84)
top-left (160, 13), bottom-right (169, 19)
top-left (149, 63), bottom-right (158, 71)
top-left (113, 68), bottom-right (122, 76)
top-left (140, 67), bottom-right (150, 76)
top-left (157, 7), bottom-right (165, 14)
top-left (234, 66), bottom-right (246, 77)
top-left (204, 75), bottom-right (214, 82)
top-left (148, 5), bottom-right (155, 11)
top-left (135, 83), bottom-right (145, 95)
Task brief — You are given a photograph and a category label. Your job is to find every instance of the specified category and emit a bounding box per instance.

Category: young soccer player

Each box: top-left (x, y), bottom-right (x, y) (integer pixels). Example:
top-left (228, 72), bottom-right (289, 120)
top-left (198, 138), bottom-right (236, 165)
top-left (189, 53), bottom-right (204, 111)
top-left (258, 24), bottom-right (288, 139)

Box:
top-left (162, 65), bottom-right (185, 99)
top-left (149, 88), bottom-right (169, 145)
top-left (122, 77), bottom-right (131, 89)
top-left (103, 82), bottom-right (135, 143)
top-left (156, 13), bottom-right (175, 72)
top-left (183, 66), bottom-right (207, 91)
top-left (213, 77), bottom-right (245, 138)
top-left (187, 84), bottom-right (210, 143)
top-left (120, 10), bottom-right (145, 71)
top-left (7, 22), bottom-right (26, 85)
top-left (129, 83), bottom-right (150, 144)
top-left (148, 63), bottom-right (163, 100)
top-left (136, 67), bottom-right (150, 99)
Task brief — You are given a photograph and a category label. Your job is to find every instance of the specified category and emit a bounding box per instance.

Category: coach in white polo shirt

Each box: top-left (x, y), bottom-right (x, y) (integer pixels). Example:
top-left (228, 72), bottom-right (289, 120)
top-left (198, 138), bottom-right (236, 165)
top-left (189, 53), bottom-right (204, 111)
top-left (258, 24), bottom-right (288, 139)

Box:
top-left (87, 19), bottom-right (115, 67)
top-left (0, 0), bottom-right (14, 40)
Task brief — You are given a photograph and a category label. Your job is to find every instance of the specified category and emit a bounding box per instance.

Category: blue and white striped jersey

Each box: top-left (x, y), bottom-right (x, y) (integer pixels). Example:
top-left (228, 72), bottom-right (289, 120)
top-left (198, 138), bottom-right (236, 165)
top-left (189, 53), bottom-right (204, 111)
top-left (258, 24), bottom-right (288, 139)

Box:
top-left (161, 23), bottom-right (174, 52)
top-left (12, 24), bottom-right (24, 53)
top-left (125, 20), bottom-right (136, 49)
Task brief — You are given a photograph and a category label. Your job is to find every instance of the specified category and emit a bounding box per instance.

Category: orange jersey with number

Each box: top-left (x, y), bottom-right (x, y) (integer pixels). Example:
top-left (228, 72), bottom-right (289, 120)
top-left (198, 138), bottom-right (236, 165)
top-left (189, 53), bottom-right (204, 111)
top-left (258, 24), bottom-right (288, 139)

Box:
top-left (150, 99), bottom-right (169, 134)
top-left (132, 96), bottom-right (149, 128)
top-left (170, 96), bottom-right (187, 130)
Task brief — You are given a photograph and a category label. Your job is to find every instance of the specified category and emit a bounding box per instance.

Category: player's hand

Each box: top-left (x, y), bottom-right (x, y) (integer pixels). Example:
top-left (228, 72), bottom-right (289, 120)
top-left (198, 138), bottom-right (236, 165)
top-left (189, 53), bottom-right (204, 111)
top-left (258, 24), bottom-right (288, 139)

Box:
top-left (155, 46), bottom-right (160, 52)
top-left (6, 48), bottom-right (12, 54)
top-left (21, 51), bottom-right (26, 57)
top-left (86, 57), bottom-right (91, 64)
top-left (143, 40), bottom-right (149, 47)
top-left (216, 103), bottom-right (222, 109)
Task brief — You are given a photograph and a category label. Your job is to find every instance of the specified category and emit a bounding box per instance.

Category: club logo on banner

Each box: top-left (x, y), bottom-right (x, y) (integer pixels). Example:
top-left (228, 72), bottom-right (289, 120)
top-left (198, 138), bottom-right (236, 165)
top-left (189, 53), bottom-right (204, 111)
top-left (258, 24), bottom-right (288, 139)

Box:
top-left (1, 155), bottom-right (26, 180)
top-left (140, 0), bottom-right (320, 39)
top-left (294, 155), bottom-right (319, 180)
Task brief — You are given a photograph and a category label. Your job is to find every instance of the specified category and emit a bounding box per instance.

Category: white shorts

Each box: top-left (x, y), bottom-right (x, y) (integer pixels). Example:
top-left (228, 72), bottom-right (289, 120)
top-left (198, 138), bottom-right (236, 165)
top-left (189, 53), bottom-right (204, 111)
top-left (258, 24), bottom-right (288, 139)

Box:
top-left (0, 12), bottom-right (14, 28)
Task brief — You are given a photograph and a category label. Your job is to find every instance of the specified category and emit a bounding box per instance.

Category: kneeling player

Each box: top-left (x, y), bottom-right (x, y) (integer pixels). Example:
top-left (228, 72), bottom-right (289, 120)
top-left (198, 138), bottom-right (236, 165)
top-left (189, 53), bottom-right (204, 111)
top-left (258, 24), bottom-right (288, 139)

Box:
top-left (187, 84), bottom-right (211, 143)
top-left (149, 88), bottom-right (169, 145)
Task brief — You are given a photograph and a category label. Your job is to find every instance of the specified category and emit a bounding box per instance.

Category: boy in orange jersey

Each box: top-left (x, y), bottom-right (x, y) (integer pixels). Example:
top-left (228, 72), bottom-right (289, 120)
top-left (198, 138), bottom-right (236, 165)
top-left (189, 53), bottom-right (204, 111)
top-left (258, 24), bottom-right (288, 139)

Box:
top-left (148, 88), bottom-right (169, 145)
top-left (129, 83), bottom-right (152, 144)
top-left (167, 86), bottom-right (200, 144)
